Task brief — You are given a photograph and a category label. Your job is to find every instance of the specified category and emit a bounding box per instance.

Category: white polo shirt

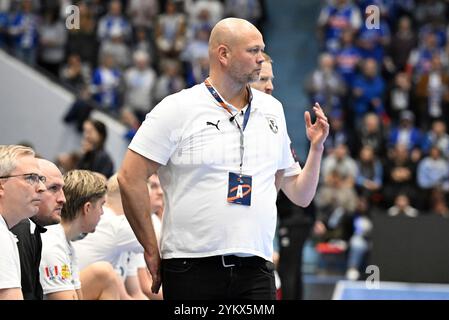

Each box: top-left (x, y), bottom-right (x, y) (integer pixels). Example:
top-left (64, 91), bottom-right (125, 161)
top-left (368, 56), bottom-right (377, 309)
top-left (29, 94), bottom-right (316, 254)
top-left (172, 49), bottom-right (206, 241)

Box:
top-left (0, 215), bottom-right (21, 290)
top-left (129, 83), bottom-right (296, 261)
top-left (72, 207), bottom-right (144, 270)
top-left (40, 224), bottom-right (81, 295)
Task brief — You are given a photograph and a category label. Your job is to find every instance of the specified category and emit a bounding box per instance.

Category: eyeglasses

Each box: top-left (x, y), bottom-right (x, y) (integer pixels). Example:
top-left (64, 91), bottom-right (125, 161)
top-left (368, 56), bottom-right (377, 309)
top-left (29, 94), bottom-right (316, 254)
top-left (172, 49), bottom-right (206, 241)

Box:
top-left (0, 173), bottom-right (46, 186)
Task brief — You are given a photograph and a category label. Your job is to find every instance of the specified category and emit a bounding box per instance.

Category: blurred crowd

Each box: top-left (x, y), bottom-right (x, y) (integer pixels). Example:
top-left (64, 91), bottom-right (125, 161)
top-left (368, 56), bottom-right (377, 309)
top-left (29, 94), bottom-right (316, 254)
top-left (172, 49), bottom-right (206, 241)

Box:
top-left (308, 0), bottom-right (449, 281)
top-left (0, 0), bottom-right (266, 131)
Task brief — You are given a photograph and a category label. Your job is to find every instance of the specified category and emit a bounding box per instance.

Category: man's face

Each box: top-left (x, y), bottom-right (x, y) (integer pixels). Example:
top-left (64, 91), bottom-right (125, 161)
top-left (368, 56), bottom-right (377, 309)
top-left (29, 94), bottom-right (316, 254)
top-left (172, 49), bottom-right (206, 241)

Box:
top-left (250, 61), bottom-right (274, 95)
top-left (228, 30), bottom-right (265, 85)
top-left (148, 175), bottom-right (164, 214)
top-left (0, 156), bottom-right (45, 220)
top-left (35, 161), bottom-right (66, 226)
top-left (82, 195), bottom-right (106, 234)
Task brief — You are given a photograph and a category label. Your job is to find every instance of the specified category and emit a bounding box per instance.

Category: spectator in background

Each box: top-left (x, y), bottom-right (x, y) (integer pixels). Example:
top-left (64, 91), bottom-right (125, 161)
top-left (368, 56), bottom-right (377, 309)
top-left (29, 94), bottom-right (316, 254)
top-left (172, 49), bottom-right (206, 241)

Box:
top-left (0, 145), bottom-right (45, 300)
top-left (124, 50), bottom-right (157, 121)
top-left (415, 54), bottom-right (449, 130)
top-left (356, 8), bottom-right (390, 65)
top-left (77, 119), bottom-right (114, 178)
top-left (355, 113), bottom-right (386, 159)
top-left (355, 145), bottom-right (383, 203)
top-left (185, 0), bottom-right (223, 29)
top-left (127, 0), bottom-right (159, 36)
top-left (10, 159), bottom-right (65, 300)
top-left (99, 27), bottom-right (131, 70)
top-left (414, 0), bottom-right (447, 27)
top-left (37, 8), bottom-right (67, 77)
top-left (91, 52), bottom-right (122, 112)
top-left (314, 169), bottom-right (358, 244)
top-left (388, 110), bottom-right (423, 159)
top-left (324, 109), bottom-right (354, 156)
top-left (66, 1), bottom-right (98, 69)
top-left (417, 146), bottom-right (449, 210)
top-left (421, 120), bottom-right (449, 159)
top-left (97, 0), bottom-right (131, 44)
top-left (9, 0), bottom-right (39, 66)
top-left (407, 32), bottom-right (443, 82)
top-left (345, 196), bottom-right (372, 281)
top-left (181, 25), bottom-right (210, 87)
top-left (317, 0), bottom-right (362, 52)
top-left (352, 58), bottom-right (386, 128)
top-left (63, 86), bottom-right (94, 133)
top-left (387, 193), bottom-right (418, 217)
top-left (322, 143), bottom-right (358, 188)
top-left (305, 53), bottom-right (346, 116)
top-left (333, 28), bottom-right (361, 88)
top-left (383, 143), bottom-right (418, 209)
top-left (155, 1), bottom-right (186, 59)
top-left (60, 53), bottom-right (91, 93)
top-left (386, 16), bottom-right (417, 73)
top-left (153, 58), bottom-right (185, 104)
top-left (346, 196), bottom-right (373, 280)
top-left (132, 27), bottom-right (154, 62)
top-left (386, 72), bottom-right (412, 123)
top-left (185, 6), bottom-right (212, 41)
top-left (224, 0), bottom-right (263, 29)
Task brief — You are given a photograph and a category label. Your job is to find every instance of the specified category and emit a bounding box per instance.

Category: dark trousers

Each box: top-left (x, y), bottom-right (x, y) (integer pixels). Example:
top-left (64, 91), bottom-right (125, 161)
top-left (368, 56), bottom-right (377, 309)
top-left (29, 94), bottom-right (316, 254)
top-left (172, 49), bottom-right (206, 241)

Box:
top-left (278, 224), bottom-right (311, 300)
top-left (161, 255), bottom-right (276, 300)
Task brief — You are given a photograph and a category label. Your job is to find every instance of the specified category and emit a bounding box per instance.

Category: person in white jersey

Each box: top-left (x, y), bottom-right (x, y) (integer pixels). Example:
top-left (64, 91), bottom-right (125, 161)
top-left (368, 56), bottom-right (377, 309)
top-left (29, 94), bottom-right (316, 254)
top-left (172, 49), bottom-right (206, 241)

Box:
top-left (72, 173), bottom-right (151, 299)
top-left (0, 145), bottom-right (45, 300)
top-left (40, 169), bottom-right (120, 300)
top-left (136, 174), bottom-right (164, 300)
top-left (118, 17), bottom-right (329, 299)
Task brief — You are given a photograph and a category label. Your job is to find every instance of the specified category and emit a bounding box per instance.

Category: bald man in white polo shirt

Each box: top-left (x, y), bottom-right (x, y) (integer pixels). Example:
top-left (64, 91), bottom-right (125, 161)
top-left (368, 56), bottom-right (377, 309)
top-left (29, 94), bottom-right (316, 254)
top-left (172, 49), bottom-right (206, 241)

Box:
top-left (118, 17), bottom-right (329, 300)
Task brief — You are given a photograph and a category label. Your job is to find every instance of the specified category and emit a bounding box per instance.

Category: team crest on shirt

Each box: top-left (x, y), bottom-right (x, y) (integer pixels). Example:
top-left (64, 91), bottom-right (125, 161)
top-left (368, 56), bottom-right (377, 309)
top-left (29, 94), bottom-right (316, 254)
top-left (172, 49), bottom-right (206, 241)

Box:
top-left (44, 265), bottom-right (72, 281)
top-left (61, 264), bottom-right (72, 280)
top-left (266, 117), bottom-right (278, 134)
top-left (44, 266), bottom-right (57, 281)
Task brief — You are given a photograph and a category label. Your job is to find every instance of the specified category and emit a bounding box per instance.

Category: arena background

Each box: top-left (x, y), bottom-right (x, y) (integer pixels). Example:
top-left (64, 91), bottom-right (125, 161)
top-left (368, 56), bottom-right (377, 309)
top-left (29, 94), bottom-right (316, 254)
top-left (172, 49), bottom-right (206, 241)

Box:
top-left (1, 0), bottom-right (449, 300)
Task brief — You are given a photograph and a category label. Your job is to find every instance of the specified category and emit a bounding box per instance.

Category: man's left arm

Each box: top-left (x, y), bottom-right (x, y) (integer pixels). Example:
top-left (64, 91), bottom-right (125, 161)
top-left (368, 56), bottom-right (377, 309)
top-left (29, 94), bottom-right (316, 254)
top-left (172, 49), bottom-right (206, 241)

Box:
top-left (278, 103), bottom-right (329, 207)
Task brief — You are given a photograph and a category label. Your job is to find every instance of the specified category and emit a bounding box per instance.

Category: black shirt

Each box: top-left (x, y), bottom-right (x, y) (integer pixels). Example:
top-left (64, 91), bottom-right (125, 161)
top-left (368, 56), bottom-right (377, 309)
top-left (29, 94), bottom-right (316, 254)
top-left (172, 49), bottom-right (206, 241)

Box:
top-left (10, 219), bottom-right (46, 300)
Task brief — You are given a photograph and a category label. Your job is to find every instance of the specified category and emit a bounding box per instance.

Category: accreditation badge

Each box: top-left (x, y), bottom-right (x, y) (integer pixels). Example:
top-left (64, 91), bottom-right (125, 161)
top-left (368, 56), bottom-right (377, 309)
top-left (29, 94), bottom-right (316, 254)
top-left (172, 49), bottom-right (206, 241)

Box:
top-left (227, 172), bottom-right (252, 206)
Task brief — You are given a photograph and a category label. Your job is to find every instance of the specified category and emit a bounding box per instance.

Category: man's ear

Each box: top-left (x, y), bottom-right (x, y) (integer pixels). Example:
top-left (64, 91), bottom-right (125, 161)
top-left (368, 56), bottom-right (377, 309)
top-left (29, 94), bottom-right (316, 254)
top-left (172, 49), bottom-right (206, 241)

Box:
top-left (83, 201), bottom-right (91, 216)
top-left (218, 45), bottom-right (229, 65)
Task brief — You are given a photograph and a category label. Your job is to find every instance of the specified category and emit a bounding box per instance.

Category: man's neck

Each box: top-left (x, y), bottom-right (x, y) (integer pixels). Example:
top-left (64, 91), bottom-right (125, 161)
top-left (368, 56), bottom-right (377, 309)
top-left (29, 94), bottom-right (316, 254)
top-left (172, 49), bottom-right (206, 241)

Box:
top-left (62, 220), bottom-right (82, 242)
top-left (0, 205), bottom-right (19, 229)
top-left (208, 75), bottom-right (248, 111)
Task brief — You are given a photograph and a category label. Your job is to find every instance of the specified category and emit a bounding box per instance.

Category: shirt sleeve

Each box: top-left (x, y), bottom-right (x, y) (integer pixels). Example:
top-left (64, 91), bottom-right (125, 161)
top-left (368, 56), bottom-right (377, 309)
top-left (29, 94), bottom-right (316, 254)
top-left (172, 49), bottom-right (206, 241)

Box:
top-left (277, 103), bottom-right (296, 171)
top-left (0, 230), bottom-right (21, 289)
top-left (128, 94), bottom-right (184, 165)
top-left (39, 243), bottom-right (80, 294)
top-left (115, 216), bottom-right (144, 254)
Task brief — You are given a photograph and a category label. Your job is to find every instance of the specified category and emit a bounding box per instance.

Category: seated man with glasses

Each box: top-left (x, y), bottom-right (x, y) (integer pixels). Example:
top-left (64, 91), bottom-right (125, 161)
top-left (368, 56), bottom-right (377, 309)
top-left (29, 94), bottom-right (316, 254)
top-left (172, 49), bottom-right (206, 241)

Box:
top-left (11, 158), bottom-right (65, 300)
top-left (0, 145), bottom-right (46, 300)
